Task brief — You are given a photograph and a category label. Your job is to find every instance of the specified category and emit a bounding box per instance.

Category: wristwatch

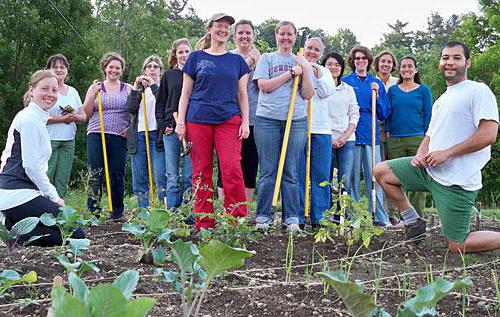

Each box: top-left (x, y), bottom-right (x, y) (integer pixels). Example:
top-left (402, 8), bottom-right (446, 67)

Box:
top-left (289, 69), bottom-right (296, 77)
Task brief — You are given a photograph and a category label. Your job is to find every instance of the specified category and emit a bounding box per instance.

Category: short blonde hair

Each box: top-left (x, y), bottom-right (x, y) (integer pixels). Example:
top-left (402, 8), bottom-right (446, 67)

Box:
top-left (142, 55), bottom-right (164, 73)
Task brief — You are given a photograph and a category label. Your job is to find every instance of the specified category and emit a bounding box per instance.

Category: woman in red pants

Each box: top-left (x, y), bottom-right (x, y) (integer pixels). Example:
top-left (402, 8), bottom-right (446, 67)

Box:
top-left (175, 13), bottom-right (250, 230)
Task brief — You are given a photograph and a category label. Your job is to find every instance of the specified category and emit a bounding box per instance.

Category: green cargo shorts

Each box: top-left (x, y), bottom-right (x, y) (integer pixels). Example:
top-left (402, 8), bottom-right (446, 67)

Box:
top-left (386, 157), bottom-right (478, 242)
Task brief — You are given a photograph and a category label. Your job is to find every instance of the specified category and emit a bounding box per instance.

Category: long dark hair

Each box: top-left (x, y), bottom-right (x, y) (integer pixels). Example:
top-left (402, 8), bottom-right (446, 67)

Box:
top-left (321, 52), bottom-right (345, 86)
top-left (398, 56), bottom-right (421, 84)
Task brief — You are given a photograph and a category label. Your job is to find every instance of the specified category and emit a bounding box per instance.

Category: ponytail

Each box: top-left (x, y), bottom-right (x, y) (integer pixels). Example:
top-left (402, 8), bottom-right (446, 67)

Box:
top-left (23, 70), bottom-right (57, 107)
top-left (195, 33), bottom-right (212, 50)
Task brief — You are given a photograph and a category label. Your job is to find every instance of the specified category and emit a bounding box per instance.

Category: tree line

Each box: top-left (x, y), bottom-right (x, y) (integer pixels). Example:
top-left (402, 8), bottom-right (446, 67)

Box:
top-left (0, 0), bottom-right (498, 206)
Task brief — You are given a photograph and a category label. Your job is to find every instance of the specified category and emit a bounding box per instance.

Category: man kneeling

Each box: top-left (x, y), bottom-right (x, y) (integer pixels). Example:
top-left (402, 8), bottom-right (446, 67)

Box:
top-left (374, 41), bottom-right (499, 254)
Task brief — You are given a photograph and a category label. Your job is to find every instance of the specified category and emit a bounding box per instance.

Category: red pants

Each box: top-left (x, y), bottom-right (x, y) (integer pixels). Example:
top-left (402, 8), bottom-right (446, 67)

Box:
top-left (187, 115), bottom-right (247, 230)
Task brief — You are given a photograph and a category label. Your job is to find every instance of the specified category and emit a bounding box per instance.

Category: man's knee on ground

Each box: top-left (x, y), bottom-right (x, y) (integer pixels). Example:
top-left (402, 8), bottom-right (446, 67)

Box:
top-left (446, 239), bottom-right (465, 254)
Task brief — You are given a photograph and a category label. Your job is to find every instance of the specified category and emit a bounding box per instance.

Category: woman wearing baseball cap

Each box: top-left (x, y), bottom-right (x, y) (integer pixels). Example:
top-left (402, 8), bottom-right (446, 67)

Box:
top-left (175, 13), bottom-right (251, 230)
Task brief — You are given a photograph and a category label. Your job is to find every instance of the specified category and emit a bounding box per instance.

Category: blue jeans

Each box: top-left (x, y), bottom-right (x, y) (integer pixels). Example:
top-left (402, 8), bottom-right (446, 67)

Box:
top-left (298, 133), bottom-right (332, 225)
top-left (131, 131), bottom-right (166, 208)
top-left (332, 141), bottom-right (355, 195)
top-left (254, 116), bottom-right (307, 225)
top-left (87, 133), bottom-right (127, 218)
top-left (163, 133), bottom-right (192, 209)
top-left (351, 144), bottom-right (389, 224)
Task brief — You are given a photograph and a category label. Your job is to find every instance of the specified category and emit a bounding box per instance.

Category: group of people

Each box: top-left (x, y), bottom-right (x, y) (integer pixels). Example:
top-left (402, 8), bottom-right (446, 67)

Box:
top-left (0, 13), bottom-right (498, 254)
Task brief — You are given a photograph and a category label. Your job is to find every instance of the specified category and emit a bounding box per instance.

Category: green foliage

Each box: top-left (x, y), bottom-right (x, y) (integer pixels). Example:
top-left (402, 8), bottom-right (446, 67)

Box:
top-left (51, 270), bottom-right (155, 317)
top-left (0, 217), bottom-right (47, 251)
top-left (40, 206), bottom-right (96, 245)
top-left (55, 238), bottom-right (100, 277)
top-left (0, 269), bottom-right (37, 298)
top-left (318, 270), bottom-right (473, 317)
top-left (157, 239), bottom-right (254, 317)
top-left (198, 210), bottom-right (261, 248)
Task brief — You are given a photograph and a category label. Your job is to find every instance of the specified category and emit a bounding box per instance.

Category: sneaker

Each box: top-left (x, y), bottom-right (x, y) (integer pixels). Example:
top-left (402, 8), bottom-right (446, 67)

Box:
top-left (287, 223), bottom-right (302, 234)
top-left (405, 218), bottom-right (427, 243)
top-left (255, 222), bottom-right (270, 232)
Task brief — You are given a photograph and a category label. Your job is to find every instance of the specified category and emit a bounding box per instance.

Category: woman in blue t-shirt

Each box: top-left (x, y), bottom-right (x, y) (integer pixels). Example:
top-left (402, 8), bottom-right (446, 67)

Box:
top-left (175, 13), bottom-right (251, 231)
top-left (386, 56), bottom-right (433, 215)
top-left (253, 21), bottom-right (315, 233)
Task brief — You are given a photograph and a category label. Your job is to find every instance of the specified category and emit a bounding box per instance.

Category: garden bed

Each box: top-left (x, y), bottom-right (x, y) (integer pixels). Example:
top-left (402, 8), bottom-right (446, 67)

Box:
top-left (0, 215), bottom-right (499, 316)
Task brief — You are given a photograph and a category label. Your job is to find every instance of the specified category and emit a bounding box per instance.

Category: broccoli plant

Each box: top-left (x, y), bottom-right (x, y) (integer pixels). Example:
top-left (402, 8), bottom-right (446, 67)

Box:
top-left (156, 239), bottom-right (255, 317)
top-left (40, 206), bottom-right (97, 246)
top-left (122, 209), bottom-right (178, 265)
top-left (54, 238), bottom-right (99, 277)
top-left (317, 270), bottom-right (473, 317)
top-left (49, 270), bottom-right (156, 317)
top-left (0, 269), bottom-right (37, 299)
top-left (0, 217), bottom-right (45, 253)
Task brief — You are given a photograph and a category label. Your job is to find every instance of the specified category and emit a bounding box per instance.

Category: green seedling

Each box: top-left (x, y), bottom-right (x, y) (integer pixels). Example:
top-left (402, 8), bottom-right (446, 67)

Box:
top-left (50, 270), bottom-right (156, 317)
top-left (122, 209), bottom-right (178, 265)
top-left (492, 268), bottom-right (500, 310)
top-left (40, 206), bottom-right (97, 246)
top-left (318, 270), bottom-right (473, 317)
top-left (54, 238), bottom-right (99, 277)
top-left (0, 269), bottom-right (37, 299)
top-left (157, 239), bottom-right (255, 317)
top-left (0, 217), bottom-right (45, 253)
top-left (198, 203), bottom-right (260, 248)
top-left (285, 233), bottom-right (294, 283)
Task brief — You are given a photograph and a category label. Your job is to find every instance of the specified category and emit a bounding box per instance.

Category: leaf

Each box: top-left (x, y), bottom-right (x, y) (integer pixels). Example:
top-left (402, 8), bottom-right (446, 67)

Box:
top-left (0, 223), bottom-right (12, 241)
top-left (68, 238), bottom-right (90, 256)
top-left (79, 261), bottom-right (100, 276)
top-left (111, 270), bottom-right (139, 300)
top-left (319, 180), bottom-right (330, 187)
top-left (20, 271), bottom-right (37, 284)
top-left (10, 217), bottom-right (39, 237)
top-left (40, 213), bottom-right (57, 226)
top-left (317, 271), bottom-right (375, 317)
top-left (56, 254), bottom-right (81, 272)
top-left (68, 273), bottom-right (89, 304)
top-left (122, 223), bottom-right (145, 237)
top-left (157, 229), bottom-right (175, 244)
top-left (22, 234), bottom-right (50, 246)
top-left (88, 284), bottom-right (127, 317)
top-left (152, 247), bottom-right (167, 266)
top-left (169, 240), bottom-right (199, 273)
top-left (51, 286), bottom-right (87, 317)
top-left (125, 297), bottom-right (157, 317)
top-left (198, 240), bottom-right (255, 281)
top-left (398, 278), bottom-right (473, 316)
top-left (0, 269), bottom-right (21, 281)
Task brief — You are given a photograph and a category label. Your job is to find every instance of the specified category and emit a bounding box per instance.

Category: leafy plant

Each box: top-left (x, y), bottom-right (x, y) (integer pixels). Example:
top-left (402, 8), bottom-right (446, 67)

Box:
top-left (50, 270), bottom-right (156, 317)
top-left (0, 217), bottom-right (45, 252)
top-left (0, 269), bottom-right (37, 299)
top-left (40, 206), bottom-right (97, 246)
top-left (122, 209), bottom-right (178, 265)
top-left (318, 270), bottom-right (473, 317)
top-left (54, 238), bottom-right (99, 277)
top-left (314, 184), bottom-right (383, 248)
top-left (198, 207), bottom-right (261, 248)
top-left (157, 239), bottom-right (255, 317)
top-left (285, 233), bottom-right (294, 283)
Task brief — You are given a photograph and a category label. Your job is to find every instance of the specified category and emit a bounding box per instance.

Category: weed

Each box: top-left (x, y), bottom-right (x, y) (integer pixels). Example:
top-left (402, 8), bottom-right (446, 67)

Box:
top-left (0, 270), bottom-right (37, 299)
top-left (285, 233), bottom-right (294, 283)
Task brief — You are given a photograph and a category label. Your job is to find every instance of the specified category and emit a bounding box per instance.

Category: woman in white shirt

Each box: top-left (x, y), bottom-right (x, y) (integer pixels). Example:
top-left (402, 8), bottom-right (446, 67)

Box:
top-left (45, 54), bottom-right (86, 198)
top-left (322, 52), bottom-right (360, 203)
top-left (0, 70), bottom-right (85, 246)
top-left (126, 55), bottom-right (167, 208)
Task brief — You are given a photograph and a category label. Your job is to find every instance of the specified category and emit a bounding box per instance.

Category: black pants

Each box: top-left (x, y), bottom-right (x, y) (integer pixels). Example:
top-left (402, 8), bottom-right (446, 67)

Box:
top-left (217, 126), bottom-right (259, 189)
top-left (2, 196), bottom-right (85, 247)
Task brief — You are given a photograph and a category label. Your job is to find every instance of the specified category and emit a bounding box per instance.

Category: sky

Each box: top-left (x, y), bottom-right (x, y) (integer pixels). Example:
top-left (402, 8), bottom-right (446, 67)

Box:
top-left (187, 0), bottom-right (480, 47)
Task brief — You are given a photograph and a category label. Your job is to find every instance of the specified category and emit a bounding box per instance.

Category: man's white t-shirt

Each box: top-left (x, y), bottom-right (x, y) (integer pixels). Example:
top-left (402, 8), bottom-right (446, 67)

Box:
top-left (426, 80), bottom-right (499, 191)
top-left (46, 86), bottom-right (82, 141)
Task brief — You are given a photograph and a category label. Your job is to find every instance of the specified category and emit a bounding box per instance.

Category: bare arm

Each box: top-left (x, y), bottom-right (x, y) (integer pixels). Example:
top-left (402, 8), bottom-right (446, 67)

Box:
top-left (298, 54), bottom-right (314, 100)
top-left (82, 80), bottom-right (101, 118)
top-left (174, 74), bottom-right (194, 141)
top-left (411, 135), bottom-right (430, 168)
top-left (426, 120), bottom-right (498, 167)
top-left (257, 71), bottom-right (294, 93)
top-left (237, 74), bottom-right (250, 140)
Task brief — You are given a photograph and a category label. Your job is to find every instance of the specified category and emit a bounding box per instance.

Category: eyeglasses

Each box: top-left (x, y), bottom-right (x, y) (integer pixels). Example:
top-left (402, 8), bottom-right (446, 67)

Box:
top-left (212, 23), bottom-right (230, 30)
top-left (146, 64), bottom-right (160, 69)
top-left (354, 56), bottom-right (368, 61)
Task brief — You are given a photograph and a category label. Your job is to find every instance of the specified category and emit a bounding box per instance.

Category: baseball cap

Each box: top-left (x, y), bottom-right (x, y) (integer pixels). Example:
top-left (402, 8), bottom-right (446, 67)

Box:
top-left (206, 13), bottom-right (235, 29)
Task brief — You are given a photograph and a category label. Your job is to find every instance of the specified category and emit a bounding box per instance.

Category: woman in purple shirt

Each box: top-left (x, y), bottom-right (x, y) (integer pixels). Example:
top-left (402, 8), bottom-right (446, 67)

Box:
top-left (83, 52), bottom-right (131, 219)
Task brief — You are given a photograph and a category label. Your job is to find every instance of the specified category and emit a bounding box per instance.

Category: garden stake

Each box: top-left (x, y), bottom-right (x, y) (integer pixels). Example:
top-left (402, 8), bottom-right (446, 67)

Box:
top-left (304, 99), bottom-right (313, 218)
top-left (97, 92), bottom-right (113, 212)
top-left (371, 89), bottom-right (377, 219)
top-left (141, 90), bottom-right (155, 207)
top-left (272, 32), bottom-right (308, 207)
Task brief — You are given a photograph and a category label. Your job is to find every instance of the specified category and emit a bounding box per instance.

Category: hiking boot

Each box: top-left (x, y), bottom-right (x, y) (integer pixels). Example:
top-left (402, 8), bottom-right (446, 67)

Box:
top-left (287, 223), bottom-right (302, 234)
top-left (405, 218), bottom-right (427, 243)
top-left (255, 222), bottom-right (270, 232)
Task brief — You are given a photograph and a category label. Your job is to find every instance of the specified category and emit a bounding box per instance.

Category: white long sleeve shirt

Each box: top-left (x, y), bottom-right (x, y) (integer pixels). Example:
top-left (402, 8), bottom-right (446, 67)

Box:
top-left (0, 102), bottom-right (60, 210)
top-left (310, 65), bottom-right (336, 134)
